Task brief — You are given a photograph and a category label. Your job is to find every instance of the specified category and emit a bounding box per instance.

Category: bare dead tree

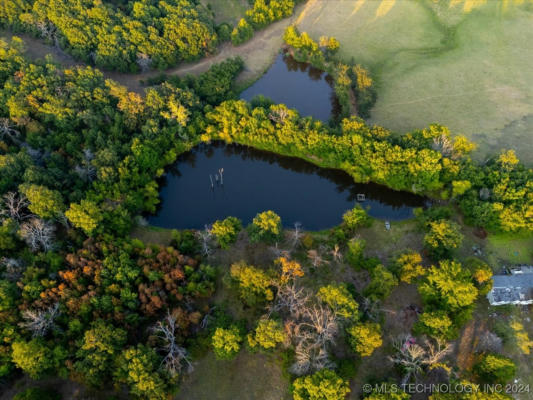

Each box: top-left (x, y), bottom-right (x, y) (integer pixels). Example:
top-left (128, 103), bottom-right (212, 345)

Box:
top-left (75, 148), bottom-right (96, 182)
top-left (136, 53), bottom-right (152, 72)
top-left (329, 244), bottom-right (342, 263)
top-left (268, 106), bottom-right (290, 125)
top-left (19, 218), bottom-right (55, 252)
top-left (1, 257), bottom-right (25, 281)
top-left (197, 225), bottom-right (213, 256)
top-left (152, 312), bottom-right (193, 376)
top-left (432, 135), bottom-right (453, 158)
top-left (300, 305), bottom-right (338, 349)
top-left (270, 283), bottom-right (311, 319)
top-left (0, 192), bottom-right (29, 221)
top-left (287, 222), bottom-right (303, 248)
top-left (35, 20), bottom-right (59, 47)
top-left (307, 249), bottom-right (327, 268)
top-left (19, 303), bottom-right (60, 337)
top-left (389, 335), bottom-right (453, 385)
top-left (269, 242), bottom-right (290, 259)
top-left (0, 118), bottom-right (21, 144)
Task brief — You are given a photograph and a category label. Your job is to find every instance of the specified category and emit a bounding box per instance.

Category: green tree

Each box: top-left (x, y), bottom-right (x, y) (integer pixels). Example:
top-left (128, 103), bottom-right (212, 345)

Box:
top-left (11, 339), bottom-right (53, 379)
top-left (229, 261), bottom-right (274, 305)
top-left (212, 326), bottom-right (242, 360)
top-left (347, 322), bottom-right (382, 357)
top-left (317, 284), bottom-right (359, 320)
top-left (416, 311), bottom-right (454, 339)
top-left (114, 345), bottom-right (168, 400)
top-left (346, 237), bottom-right (366, 269)
top-left (65, 200), bottom-right (103, 235)
top-left (342, 205), bottom-right (371, 232)
top-left (249, 210), bottom-right (282, 243)
top-left (418, 260), bottom-right (478, 313)
top-left (474, 354), bottom-right (516, 384)
top-left (0, 218), bottom-right (18, 251)
top-left (364, 265), bottom-right (398, 301)
top-left (424, 220), bottom-right (463, 259)
top-left (75, 321), bottom-right (127, 386)
top-left (211, 216), bottom-right (242, 249)
top-left (19, 184), bottom-right (65, 219)
top-left (292, 369), bottom-right (350, 400)
top-left (394, 251), bottom-right (425, 284)
top-left (247, 319), bottom-right (286, 351)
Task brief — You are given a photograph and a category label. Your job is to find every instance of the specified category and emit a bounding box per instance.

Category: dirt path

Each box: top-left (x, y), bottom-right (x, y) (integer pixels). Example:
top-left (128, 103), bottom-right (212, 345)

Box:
top-left (0, 3), bottom-right (308, 93)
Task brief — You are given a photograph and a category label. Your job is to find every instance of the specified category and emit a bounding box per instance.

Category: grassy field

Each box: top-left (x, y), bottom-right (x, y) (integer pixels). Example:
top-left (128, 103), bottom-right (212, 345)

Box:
top-left (201, 0), bottom-right (249, 24)
top-left (176, 349), bottom-right (290, 400)
top-left (296, 0), bottom-right (533, 163)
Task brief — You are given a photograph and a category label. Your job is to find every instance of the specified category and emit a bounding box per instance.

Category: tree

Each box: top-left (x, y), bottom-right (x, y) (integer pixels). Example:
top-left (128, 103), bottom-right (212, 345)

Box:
top-left (347, 322), bottom-right (382, 357)
top-left (247, 318), bottom-right (286, 351)
top-left (342, 205), bottom-right (370, 232)
top-left (18, 218), bottom-right (55, 251)
top-left (115, 345), bottom-right (168, 400)
top-left (249, 210), bottom-right (282, 243)
top-left (364, 265), bottom-right (398, 301)
top-left (19, 303), bottom-right (60, 337)
top-left (474, 353), bottom-right (516, 384)
top-left (11, 339), bottom-right (53, 379)
top-left (19, 184), bottom-right (65, 219)
top-left (424, 220), bottom-right (463, 259)
top-left (317, 284), bottom-right (359, 321)
top-left (346, 237), bottom-right (366, 269)
top-left (65, 200), bottom-right (103, 235)
top-left (151, 312), bottom-right (193, 377)
top-left (75, 320), bottom-right (127, 387)
top-left (395, 251), bottom-right (425, 284)
top-left (416, 311), bottom-right (454, 339)
top-left (211, 216), bottom-right (242, 249)
top-left (0, 218), bottom-right (18, 251)
top-left (419, 260), bottom-right (478, 313)
top-left (230, 261), bottom-right (274, 306)
top-left (292, 369), bottom-right (350, 400)
top-left (212, 326), bottom-right (242, 360)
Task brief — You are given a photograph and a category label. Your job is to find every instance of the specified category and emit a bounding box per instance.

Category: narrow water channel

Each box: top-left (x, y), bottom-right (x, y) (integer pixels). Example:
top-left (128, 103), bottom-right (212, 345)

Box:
top-left (148, 143), bottom-right (427, 230)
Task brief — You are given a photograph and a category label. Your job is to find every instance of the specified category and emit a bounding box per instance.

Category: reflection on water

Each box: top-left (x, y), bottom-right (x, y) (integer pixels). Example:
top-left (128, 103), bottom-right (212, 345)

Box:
top-left (240, 53), bottom-right (340, 121)
top-left (149, 143), bottom-right (427, 230)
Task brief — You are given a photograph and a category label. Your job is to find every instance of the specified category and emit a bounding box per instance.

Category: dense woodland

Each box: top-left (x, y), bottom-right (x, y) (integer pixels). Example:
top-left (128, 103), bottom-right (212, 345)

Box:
top-left (0, 21), bottom-right (531, 400)
top-left (0, 0), bottom-right (301, 72)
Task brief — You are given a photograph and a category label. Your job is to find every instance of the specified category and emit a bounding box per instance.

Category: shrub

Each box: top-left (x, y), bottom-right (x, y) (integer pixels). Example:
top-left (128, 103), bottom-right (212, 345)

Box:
top-left (346, 237), bottom-right (366, 269)
top-left (415, 311), bottom-right (454, 339)
top-left (364, 265), bottom-right (398, 301)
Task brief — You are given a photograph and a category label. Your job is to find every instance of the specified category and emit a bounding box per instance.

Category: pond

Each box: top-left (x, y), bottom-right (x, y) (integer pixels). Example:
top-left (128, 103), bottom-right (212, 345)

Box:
top-left (240, 53), bottom-right (339, 121)
top-left (148, 143), bottom-right (428, 230)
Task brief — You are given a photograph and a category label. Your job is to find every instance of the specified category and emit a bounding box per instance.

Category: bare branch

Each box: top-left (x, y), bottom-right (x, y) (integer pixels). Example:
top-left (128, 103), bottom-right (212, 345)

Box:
top-left (152, 312), bottom-right (193, 376)
top-left (19, 218), bottom-right (55, 252)
top-left (19, 303), bottom-right (60, 337)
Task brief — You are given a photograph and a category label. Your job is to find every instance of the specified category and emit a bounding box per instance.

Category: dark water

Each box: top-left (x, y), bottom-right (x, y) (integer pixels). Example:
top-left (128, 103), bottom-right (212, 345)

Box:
top-left (240, 53), bottom-right (339, 121)
top-left (148, 143), bottom-right (427, 230)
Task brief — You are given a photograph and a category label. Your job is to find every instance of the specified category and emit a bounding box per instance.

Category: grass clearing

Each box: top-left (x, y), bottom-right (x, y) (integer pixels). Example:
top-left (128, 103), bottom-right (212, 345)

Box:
top-left (296, 0), bottom-right (533, 163)
top-left (176, 351), bottom-right (290, 400)
top-left (130, 225), bottom-right (174, 246)
top-left (485, 233), bottom-right (533, 266)
top-left (201, 0), bottom-right (249, 25)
